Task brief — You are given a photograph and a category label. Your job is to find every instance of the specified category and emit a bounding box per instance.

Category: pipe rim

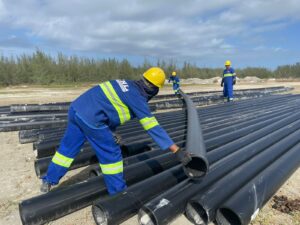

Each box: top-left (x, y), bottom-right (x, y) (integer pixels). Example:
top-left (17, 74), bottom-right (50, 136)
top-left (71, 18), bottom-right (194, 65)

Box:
top-left (34, 160), bottom-right (41, 177)
top-left (216, 208), bottom-right (242, 225)
top-left (185, 202), bottom-right (208, 225)
top-left (183, 156), bottom-right (209, 178)
top-left (18, 203), bottom-right (27, 225)
top-left (89, 169), bottom-right (99, 178)
top-left (138, 208), bottom-right (157, 225)
top-left (92, 204), bottom-right (108, 225)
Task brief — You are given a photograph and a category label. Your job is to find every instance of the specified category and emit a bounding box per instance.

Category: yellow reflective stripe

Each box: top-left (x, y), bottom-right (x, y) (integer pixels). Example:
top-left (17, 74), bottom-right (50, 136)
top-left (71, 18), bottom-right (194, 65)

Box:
top-left (100, 161), bottom-right (123, 175)
top-left (52, 152), bottom-right (74, 168)
top-left (99, 82), bottom-right (131, 124)
top-left (224, 73), bottom-right (234, 77)
top-left (140, 116), bottom-right (159, 130)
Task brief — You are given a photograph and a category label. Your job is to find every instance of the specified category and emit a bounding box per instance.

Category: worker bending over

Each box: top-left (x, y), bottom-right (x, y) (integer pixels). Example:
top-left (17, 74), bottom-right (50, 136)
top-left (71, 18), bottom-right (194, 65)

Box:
top-left (221, 60), bottom-right (236, 102)
top-left (41, 67), bottom-right (191, 195)
top-left (168, 71), bottom-right (180, 94)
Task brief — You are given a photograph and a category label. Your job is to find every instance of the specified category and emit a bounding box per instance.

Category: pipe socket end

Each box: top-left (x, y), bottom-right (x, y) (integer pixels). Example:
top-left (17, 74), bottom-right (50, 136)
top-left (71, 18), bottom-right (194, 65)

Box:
top-left (138, 209), bottom-right (156, 225)
top-left (216, 208), bottom-right (242, 225)
top-left (34, 160), bottom-right (41, 178)
top-left (183, 156), bottom-right (209, 179)
top-left (186, 202), bottom-right (208, 225)
top-left (92, 205), bottom-right (108, 225)
top-left (89, 169), bottom-right (100, 178)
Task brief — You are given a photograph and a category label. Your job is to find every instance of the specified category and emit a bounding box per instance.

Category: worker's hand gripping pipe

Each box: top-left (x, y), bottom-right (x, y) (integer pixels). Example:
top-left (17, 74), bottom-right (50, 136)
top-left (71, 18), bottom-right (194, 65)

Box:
top-left (178, 89), bottom-right (209, 178)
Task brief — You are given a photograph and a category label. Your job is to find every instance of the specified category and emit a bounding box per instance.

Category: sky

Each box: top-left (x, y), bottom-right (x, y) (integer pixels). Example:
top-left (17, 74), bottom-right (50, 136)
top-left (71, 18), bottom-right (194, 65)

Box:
top-left (0, 0), bottom-right (299, 69)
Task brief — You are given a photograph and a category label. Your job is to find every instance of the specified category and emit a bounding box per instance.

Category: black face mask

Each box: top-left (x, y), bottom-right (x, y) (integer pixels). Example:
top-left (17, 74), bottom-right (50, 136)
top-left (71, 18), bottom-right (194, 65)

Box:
top-left (133, 79), bottom-right (159, 101)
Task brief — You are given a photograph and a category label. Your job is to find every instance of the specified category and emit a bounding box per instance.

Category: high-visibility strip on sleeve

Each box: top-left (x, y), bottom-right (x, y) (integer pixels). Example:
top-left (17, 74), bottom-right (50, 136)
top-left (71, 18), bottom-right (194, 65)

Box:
top-left (139, 116), bottom-right (159, 130)
top-left (100, 161), bottom-right (123, 175)
top-left (99, 82), bottom-right (131, 124)
top-left (223, 73), bottom-right (234, 77)
top-left (52, 152), bottom-right (74, 168)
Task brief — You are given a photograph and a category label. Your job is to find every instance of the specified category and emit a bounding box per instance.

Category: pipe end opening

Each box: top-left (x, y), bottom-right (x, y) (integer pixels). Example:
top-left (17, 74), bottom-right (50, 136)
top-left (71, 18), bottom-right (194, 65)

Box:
top-left (184, 157), bottom-right (208, 178)
top-left (89, 169), bottom-right (99, 178)
top-left (34, 161), bottom-right (41, 178)
top-left (138, 208), bottom-right (156, 225)
top-left (216, 208), bottom-right (241, 225)
top-left (92, 205), bottom-right (108, 225)
top-left (186, 202), bottom-right (208, 225)
top-left (18, 202), bottom-right (27, 225)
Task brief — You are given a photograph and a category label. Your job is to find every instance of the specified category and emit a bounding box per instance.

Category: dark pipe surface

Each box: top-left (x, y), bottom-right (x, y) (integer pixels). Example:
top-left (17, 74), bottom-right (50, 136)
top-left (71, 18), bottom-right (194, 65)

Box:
top-left (186, 127), bottom-right (300, 224)
top-left (19, 152), bottom-right (179, 225)
top-left (138, 113), bottom-right (300, 225)
top-left (215, 142), bottom-right (300, 225)
top-left (35, 142), bottom-right (153, 177)
top-left (178, 89), bottom-right (208, 178)
top-left (92, 165), bottom-right (187, 225)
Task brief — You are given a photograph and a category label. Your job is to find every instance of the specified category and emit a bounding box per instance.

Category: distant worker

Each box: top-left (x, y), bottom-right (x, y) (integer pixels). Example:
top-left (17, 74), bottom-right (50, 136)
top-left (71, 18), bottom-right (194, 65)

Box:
top-left (168, 71), bottom-right (180, 94)
top-left (41, 67), bottom-right (192, 195)
top-left (221, 60), bottom-right (236, 102)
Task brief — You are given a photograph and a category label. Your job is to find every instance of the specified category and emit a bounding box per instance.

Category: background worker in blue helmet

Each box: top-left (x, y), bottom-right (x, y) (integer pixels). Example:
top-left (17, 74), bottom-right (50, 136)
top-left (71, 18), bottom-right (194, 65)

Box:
top-left (221, 60), bottom-right (236, 102)
top-left (41, 67), bottom-right (192, 195)
top-left (168, 71), bottom-right (180, 94)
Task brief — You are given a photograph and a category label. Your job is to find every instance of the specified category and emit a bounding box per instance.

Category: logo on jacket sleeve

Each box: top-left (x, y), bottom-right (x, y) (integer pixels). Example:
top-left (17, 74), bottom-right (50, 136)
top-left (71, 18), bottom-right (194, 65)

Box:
top-left (116, 80), bottom-right (129, 92)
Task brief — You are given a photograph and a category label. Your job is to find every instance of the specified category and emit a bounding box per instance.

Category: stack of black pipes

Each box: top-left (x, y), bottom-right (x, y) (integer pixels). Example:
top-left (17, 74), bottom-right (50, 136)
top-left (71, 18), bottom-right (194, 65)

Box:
top-left (32, 93), bottom-right (299, 177)
top-left (18, 93), bottom-right (300, 225)
top-left (0, 86), bottom-right (291, 132)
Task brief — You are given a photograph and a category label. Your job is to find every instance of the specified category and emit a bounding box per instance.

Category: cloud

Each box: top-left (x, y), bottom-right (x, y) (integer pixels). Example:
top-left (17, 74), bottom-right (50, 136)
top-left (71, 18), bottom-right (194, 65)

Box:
top-left (0, 0), bottom-right (299, 67)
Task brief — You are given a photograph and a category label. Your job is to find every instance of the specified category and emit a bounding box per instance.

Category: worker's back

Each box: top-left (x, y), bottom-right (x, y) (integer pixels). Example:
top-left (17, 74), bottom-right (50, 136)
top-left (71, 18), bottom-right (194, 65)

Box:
top-left (71, 80), bottom-right (147, 130)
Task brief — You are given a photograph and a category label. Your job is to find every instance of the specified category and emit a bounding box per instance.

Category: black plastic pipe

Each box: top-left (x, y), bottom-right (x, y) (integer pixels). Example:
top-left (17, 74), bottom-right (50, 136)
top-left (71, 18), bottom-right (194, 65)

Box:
top-left (21, 94), bottom-right (298, 144)
top-left (72, 109), bottom-right (294, 178)
top-left (151, 89), bottom-right (292, 110)
top-left (178, 89), bottom-right (208, 178)
top-left (92, 165), bottom-right (187, 225)
top-left (19, 96), bottom-right (300, 224)
top-left (138, 114), bottom-right (300, 225)
top-left (73, 108), bottom-right (300, 177)
top-left (19, 152), bottom-right (179, 225)
top-left (151, 86), bottom-right (289, 101)
top-left (33, 99), bottom-right (296, 158)
top-left (11, 86), bottom-right (285, 113)
top-left (88, 148), bottom-right (164, 177)
top-left (185, 127), bottom-right (300, 225)
top-left (40, 94), bottom-right (300, 143)
top-left (92, 112), bottom-right (300, 225)
top-left (3, 93), bottom-right (296, 132)
top-left (0, 119), bottom-right (66, 132)
top-left (39, 93), bottom-right (298, 141)
top-left (35, 142), bottom-right (153, 177)
top-left (215, 142), bottom-right (300, 225)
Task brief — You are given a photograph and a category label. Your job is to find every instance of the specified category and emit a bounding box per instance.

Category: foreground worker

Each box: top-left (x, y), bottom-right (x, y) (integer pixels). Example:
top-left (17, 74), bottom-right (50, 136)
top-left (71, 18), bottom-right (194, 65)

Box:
top-left (41, 67), bottom-right (192, 195)
top-left (221, 60), bottom-right (236, 102)
top-left (168, 71), bottom-right (180, 94)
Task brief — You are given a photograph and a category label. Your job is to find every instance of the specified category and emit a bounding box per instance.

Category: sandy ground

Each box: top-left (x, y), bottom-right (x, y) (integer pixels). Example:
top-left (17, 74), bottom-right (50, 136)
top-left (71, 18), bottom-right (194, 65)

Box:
top-left (0, 81), bottom-right (299, 225)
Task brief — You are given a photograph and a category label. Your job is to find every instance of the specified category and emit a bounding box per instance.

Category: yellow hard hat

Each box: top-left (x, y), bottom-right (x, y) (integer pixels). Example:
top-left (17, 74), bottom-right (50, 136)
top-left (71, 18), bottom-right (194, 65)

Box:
top-left (143, 67), bottom-right (166, 88)
top-left (225, 60), bottom-right (231, 66)
top-left (172, 71), bottom-right (176, 76)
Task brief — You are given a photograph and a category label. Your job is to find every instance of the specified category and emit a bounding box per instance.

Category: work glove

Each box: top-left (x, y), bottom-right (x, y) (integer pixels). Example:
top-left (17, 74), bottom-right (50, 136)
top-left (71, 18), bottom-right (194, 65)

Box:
top-left (175, 148), bottom-right (192, 165)
top-left (113, 132), bottom-right (122, 145)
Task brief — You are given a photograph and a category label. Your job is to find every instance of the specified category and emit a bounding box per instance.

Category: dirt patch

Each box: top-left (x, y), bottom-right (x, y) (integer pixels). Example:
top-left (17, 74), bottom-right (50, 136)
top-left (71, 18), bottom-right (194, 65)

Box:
top-left (272, 195), bottom-right (300, 214)
top-left (251, 169), bottom-right (300, 225)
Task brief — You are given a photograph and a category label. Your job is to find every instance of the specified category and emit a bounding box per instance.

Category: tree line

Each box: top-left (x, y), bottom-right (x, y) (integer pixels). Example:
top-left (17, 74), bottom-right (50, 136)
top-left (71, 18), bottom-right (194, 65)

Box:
top-left (0, 50), bottom-right (299, 86)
